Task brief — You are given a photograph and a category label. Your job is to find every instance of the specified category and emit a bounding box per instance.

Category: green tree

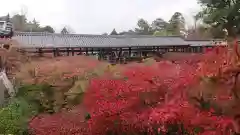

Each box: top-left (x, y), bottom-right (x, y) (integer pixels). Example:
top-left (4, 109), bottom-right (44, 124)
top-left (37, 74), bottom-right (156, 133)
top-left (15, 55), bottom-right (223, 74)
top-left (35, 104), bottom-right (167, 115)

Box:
top-left (25, 18), bottom-right (41, 32)
top-left (61, 27), bottom-right (68, 34)
top-left (110, 28), bottom-right (118, 35)
top-left (187, 25), bottom-right (225, 39)
top-left (197, 0), bottom-right (240, 38)
top-left (168, 12), bottom-right (186, 36)
top-left (32, 18), bottom-right (40, 28)
top-left (102, 33), bottom-right (108, 36)
top-left (61, 26), bottom-right (75, 34)
top-left (10, 14), bottom-right (27, 31)
top-left (119, 30), bottom-right (137, 35)
top-left (10, 14), bottom-right (55, 33)
top-left (151, 18), bottom-right (168, 31)
top-left (153, 30), bottom-right (173, 36)
top-left (209, 26), bottom-right (226, 38)
top-left (135, 18), bottom-right (153, 35)
top-left (190, 13), bottom-right (226, 39)
top-left (5, 14), bottom-right (10, 22)
top-left (41, 26), bottom-right (55, 33)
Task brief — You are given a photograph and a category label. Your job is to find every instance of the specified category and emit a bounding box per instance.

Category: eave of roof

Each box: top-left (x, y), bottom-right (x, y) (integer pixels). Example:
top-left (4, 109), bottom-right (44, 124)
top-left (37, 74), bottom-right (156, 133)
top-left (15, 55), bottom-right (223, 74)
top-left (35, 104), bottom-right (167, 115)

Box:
top-left (13, 32), bottom-right (217, 48)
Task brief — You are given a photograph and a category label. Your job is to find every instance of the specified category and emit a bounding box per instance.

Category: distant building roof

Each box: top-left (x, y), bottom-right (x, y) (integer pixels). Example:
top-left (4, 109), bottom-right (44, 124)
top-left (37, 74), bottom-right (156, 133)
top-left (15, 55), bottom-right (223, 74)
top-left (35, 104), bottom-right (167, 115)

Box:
top-left (0, 15), bottom-right (10, 21)
top-left (13, 32), bottom-right (217, 48)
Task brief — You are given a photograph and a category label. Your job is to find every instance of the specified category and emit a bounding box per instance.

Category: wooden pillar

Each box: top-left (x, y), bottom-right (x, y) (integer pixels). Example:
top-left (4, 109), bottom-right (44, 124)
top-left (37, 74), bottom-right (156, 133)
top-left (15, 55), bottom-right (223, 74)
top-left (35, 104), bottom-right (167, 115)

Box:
top-left (188, 47), bottom-right (191, 53)
top-left (56, 48), bottom-right (60, 56)
top-left (183, 47), bottom-right (187, 53)
top-left (200, 47), bottom-right (203, 53)
top-left (71, 48), bottom-right (75, 56)
top-left (187, 47), bottom-right (190, 53)
top-left (166, 48), bottom-right (169, 52)
top-left (168, 47), bottom-right (171, 52)
top-left (198, 46), bottom-right (201, 53)
top-left (118, 48), bottom-right (123, 63)
top-left (128, 47), bottom-right (132, 57)
top-left (67, 48), bottom-right (70, 56)
top-left (38, 48), bottom-right (43, 57)
top-left (53, 48), bottom-right (56, 57)
top-left (109, 48), bottom-right (114, 63)
top-left (53, 48), bottom-right (60, 57)
top-left (165, 48), bottom-right (168, 53)
top-left (77, 48), bottom-right (82, 55)
top-left (139, 48), bottom-right (142, 57)
top-left (101, 49), bottom-right (104, 60)
top-left (86, 48), bottom-right (89, 56)
top-left (91, 48), bottom-right (94, 55)
top-left (99, 49), bottom-right (103, 60)
top-left (191, 47), bottom-right (194, 53)
top-left (103, 48), bottom-right (108, 60)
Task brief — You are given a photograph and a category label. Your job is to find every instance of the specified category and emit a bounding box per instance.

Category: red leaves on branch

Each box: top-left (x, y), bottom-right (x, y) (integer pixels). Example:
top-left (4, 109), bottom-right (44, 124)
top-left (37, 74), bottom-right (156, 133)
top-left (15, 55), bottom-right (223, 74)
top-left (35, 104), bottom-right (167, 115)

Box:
top-left (81, 61), bottom-right (235, 134)
top-left (29, 106), bottom-right (89, 135)
top-left (29, 43), bottom-right (240, 134)
top-left (198, 46), bottom-right (229, 77)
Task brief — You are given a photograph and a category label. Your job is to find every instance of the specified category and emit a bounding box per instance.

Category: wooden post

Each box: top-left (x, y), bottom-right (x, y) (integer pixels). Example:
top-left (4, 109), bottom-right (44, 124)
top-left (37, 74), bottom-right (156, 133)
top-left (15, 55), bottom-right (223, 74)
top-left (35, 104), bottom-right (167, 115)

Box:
top-left (71, 48), bottom-right (75, 56)
top-left (56, 48), bottom-right (60, 56)
top-left (53, 48), bottom-right (56, 57)
top-left (98, 49), bottom-right (102, 60)
top-left (91, 48), bottom-right (94, 55)
top-left (86, 48), bottom-right (89, 56)
top-left (77, 48), bottom-right (82, 55)
top-left (67, 48), bottom-right (70, 56)
top-left (128, 47), bottom-right (131, 57)
top-left (38, 48), bottom-right (43, 57)
top-left (118, 48), bottom-right (123, 63)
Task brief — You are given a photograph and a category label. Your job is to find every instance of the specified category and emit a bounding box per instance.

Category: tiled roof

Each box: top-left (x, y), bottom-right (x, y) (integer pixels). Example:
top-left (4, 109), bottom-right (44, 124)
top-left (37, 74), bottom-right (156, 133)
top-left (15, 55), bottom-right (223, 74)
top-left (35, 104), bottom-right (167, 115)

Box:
top-left (0, 17), bottom-right (6, 21)
top-left (186, 41), bottom-right (214, 46)
top-left (13, 32), bottom-right (213, 48)
top-left (0, 15), bottom-right (9, 21)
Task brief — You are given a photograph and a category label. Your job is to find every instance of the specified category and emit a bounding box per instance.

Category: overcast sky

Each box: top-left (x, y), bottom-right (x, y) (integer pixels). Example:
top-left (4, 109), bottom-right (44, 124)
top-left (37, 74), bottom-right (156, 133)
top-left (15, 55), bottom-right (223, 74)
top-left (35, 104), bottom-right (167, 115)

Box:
top-left (1, 0), bottom-right (200, 34)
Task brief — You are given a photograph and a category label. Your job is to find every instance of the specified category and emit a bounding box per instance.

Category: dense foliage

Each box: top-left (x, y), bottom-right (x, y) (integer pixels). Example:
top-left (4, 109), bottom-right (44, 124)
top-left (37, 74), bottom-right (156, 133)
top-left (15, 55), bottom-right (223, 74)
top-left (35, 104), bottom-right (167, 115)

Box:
top-left (28, 42), bottom-right (240, 135)
top-left (197, 0), bottom-right (240, 37)
top-left (0, 97), bottom-right (38, 134)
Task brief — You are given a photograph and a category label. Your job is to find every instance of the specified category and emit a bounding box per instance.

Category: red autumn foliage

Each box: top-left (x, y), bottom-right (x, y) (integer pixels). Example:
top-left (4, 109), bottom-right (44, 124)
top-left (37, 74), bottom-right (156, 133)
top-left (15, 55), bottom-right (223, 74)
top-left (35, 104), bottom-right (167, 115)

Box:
top-left (81, 62), bottom-right (235, 135)
top-left (29, 43), bottom-right (240, 135)
top-left (28, 108), bottom-right (89, 135)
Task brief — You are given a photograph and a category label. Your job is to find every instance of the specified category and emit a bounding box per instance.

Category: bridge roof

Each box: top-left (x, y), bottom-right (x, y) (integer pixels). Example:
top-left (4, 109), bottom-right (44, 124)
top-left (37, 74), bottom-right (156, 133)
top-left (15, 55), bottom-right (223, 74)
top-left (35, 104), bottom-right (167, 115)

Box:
top-left (13, 32), bottom-right (213, 48)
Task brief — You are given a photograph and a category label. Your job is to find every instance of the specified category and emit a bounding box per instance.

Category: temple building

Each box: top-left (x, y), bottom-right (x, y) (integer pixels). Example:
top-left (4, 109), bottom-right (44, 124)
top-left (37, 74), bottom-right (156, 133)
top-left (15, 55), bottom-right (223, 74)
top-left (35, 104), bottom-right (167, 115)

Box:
top-left (0, 14), bottom-right (13, 38)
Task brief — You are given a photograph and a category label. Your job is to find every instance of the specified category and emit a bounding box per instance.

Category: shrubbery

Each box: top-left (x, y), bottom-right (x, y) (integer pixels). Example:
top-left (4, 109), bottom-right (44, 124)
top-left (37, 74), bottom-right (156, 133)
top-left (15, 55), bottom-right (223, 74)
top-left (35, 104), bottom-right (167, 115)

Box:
top-left (0, 97), bottom-right (38, 134)
top-left (28, 42), bottom-right (240, 135)
top-left (4, 42), bottom-right (240, 134)
top-left (0, 83), bottom-right (62, 134)
top-left (81, 61), bottom-right (235, 135)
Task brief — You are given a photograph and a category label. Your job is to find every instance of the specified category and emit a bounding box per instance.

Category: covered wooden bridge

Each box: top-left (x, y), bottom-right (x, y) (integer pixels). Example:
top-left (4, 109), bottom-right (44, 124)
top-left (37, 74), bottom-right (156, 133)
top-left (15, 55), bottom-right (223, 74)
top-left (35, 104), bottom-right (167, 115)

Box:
top-left (11, 32), bottom-right (218, 63)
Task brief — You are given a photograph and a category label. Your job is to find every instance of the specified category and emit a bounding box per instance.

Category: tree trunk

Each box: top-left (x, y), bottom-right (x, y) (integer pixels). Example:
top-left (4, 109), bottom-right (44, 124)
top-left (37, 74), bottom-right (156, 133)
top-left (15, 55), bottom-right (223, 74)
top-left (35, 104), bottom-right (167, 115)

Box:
top-left (226, 26), bottom-right (237, 43)
top-left (226, 26), bottom-right (239, 66)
